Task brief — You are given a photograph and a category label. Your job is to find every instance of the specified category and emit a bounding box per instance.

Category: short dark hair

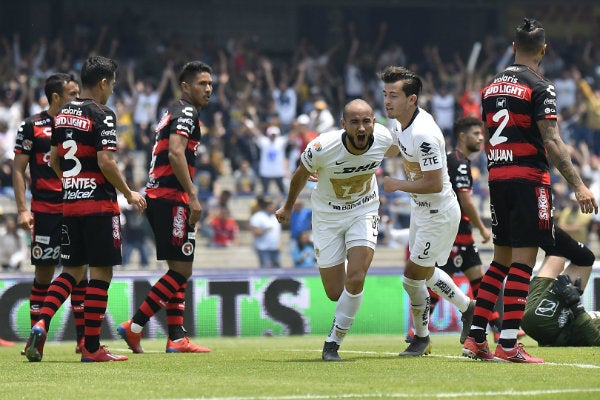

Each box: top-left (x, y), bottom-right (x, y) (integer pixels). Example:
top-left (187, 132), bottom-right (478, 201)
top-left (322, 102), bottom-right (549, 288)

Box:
top-left (80, 55), bottom-right (118, 88)
top-left (453, 117), bottom-right (483, 141)
top-left (44, 73), bottom-right (77, 105)
top-left (178, 61), bottom-right (213, 85)
top-left (515, 18), bottom-right (545, 54)
top-left (378, 66), bottom-right (422, 100)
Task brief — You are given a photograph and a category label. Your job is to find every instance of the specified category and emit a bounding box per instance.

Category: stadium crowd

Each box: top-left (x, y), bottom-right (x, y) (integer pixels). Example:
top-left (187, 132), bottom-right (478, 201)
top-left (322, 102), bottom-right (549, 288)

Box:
top-left (1, 21), bottom-right (600, 269)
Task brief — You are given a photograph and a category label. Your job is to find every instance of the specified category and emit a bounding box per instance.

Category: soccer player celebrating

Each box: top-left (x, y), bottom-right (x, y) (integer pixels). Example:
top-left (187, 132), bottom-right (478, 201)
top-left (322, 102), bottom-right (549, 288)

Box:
top-left (380, 66), bottom-right (476, 356)
top-left (276, 99), bottom-right (398, 361)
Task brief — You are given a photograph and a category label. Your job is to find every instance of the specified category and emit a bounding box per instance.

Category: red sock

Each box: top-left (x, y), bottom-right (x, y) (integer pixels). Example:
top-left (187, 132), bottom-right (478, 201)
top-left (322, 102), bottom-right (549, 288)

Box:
top-left (39, 273), bottom-right (77, 329)
top-left (132, 269), bottom-right (187, 327)
top-left (71, 279), bottom-right (87, 341)
top-left (30, 280), bottom-right (50, 327)
top-left (84, 279), bottom-right (110, 353)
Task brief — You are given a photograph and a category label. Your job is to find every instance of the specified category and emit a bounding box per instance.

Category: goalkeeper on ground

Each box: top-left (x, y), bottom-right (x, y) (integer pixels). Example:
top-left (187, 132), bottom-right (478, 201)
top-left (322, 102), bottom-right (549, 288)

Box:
top-left (521, 226), bottom-right (600, 346)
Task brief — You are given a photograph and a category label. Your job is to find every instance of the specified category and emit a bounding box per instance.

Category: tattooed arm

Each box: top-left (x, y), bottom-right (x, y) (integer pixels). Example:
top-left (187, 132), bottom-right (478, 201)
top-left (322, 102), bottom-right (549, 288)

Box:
top-left (538, 119), bottom-right (598, 214)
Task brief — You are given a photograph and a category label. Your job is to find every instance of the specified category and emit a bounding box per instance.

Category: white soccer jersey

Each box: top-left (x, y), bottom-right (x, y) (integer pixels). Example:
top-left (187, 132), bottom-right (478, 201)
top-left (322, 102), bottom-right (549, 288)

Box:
top-left (300, 123), bottom-right (394, 218)
top-left (392, 108), bottom-right (455, 209)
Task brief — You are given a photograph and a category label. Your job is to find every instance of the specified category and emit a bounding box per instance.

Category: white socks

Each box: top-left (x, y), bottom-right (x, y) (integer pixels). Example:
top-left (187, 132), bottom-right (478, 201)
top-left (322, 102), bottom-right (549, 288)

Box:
top-left (326, 288), bottom-right (363, 344)
top-left (402, 276), bottom-right (430, 338)
top-left (426, 267), bottom-right (470, 312)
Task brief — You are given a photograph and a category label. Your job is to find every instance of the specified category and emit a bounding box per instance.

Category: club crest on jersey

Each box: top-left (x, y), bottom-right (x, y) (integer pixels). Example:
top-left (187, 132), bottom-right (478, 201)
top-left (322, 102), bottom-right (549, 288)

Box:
top-left (32, 245), bottom-right (43, 259)
top-left (182, 241), bottom-right (194, 256)
top-left (313, 142), bottom-right (322, 151)
top-left (22, 139), bottom-right (33, 150)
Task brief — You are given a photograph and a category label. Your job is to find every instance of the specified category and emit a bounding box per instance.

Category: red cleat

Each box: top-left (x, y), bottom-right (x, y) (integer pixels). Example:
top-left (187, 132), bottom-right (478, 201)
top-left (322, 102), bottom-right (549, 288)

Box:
top-left (25, 320), bottom-right (47, 362)
top-left (0, 338), bottom-right (16, 347)
top-left (81, 345), bottom-right (128, 362)
top-left (117, 320), bottom-right (143, 353)
top-left (75, 337), bottom-right (84, 354)
top-left (462, 337), bottom-right (496, 361)
top-left (166, 337), bottom-right (211, 353)
top-left (494, 343), bottom-right (543, 363)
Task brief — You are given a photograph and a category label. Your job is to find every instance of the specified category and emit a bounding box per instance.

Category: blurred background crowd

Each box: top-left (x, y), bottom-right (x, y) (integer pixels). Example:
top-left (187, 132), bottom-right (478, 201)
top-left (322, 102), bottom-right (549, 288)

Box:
top-left (1, 0), bottom-right (600, 269)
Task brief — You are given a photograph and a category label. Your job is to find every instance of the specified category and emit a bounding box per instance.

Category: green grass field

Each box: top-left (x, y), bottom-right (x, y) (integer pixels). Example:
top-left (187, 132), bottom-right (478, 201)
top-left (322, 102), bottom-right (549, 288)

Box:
top-left (2, 334), bottom-right (600, 400)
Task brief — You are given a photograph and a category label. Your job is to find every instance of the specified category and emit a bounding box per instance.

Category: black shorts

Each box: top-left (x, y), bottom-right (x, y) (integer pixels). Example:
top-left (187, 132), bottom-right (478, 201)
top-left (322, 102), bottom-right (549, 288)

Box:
top-left (146, 197), bottom-right (195, 262)
top-left (489, 181), bottom-right (554, 248)
top-left (440, 243), bottom-right (482, 275)
top-left (61, 214), bottom-right (122, 267)
top-left (31, 212), bottom-right (62, 266)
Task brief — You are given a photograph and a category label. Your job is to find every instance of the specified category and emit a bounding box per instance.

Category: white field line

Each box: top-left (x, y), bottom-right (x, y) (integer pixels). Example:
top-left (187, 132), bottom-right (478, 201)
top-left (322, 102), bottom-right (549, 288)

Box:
top-left (158, 387), bottom-right (600, 400)
top-left (288, 349), bottom-right (600, 369)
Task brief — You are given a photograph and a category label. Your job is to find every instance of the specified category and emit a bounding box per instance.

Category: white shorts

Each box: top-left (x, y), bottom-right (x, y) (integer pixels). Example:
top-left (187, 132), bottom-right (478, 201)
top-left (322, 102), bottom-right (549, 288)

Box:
top-left (408, 201), bottom-right (460, 267)
top-left (312, 211), bottom-right (379, 268)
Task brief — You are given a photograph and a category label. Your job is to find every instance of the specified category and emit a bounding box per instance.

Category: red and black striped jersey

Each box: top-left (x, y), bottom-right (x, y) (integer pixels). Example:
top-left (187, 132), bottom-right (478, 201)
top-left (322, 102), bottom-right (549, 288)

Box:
top-left (481, 64), bottom-right (556, 185)
top-left (14, 111), bottom-right (62, 214)
top-left (146, 98), bottom-right (201, 204)
top-left (447, 149), bottom-right (474, 245)
top-left (51, 98), bottom-right (120, 217)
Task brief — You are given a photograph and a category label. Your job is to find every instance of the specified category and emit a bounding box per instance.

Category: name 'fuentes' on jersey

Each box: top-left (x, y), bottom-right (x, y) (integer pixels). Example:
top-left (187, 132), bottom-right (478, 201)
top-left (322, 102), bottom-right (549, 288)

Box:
top-left (300, 123), bottom-right (394, 217)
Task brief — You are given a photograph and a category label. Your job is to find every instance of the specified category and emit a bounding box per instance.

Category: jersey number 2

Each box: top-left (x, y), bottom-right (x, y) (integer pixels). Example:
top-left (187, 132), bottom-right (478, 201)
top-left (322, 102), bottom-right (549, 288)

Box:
top-left (489, 109), bottom-right (509, 147)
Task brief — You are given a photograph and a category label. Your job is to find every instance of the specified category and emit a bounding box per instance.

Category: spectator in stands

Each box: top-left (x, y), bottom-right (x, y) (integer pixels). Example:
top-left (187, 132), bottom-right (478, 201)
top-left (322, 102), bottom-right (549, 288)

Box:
top-left (233, 159), bottom-right (257, 196)
top-left (576, 72), bottom-right (600, 155)
top-left (556, 193), bottom-right (594, 245)
top-left (289, 199), bottom-right (312, 243)
top-left (249, 196), bottom-right (281, 268)
top-left (0, 215), bottom-right (24, 270)
top-left (310, 98), bottom-right (335, 134)
top-left (262, 58), bottom-right (306, 135)
top-left (208, 206), bottom-right (240, 248)
top-left (126, 63), bottom-right (175, 156)
top-left (120, 183), bottom-right (152, 268)
top-left (255, 125), bottom-right (288, 196)
top-left (291, 230), bottom-right (316, 268)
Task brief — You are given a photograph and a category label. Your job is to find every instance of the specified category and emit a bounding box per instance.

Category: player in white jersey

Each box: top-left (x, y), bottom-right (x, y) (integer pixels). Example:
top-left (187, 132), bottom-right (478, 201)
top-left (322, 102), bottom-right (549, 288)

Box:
top-left (379, 66), bottom-right (475, 356)
top-left (276, 99), bottom-right (398, 361)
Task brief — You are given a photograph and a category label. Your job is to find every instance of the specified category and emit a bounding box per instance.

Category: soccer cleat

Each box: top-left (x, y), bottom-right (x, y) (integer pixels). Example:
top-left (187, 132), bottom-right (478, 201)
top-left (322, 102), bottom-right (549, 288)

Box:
top-left (461, 336), bottom-right (496, 361)
top-left (405, 327), bottom-right (415, 343)
top-left (399, 335), bottom-right (431, 356)
top-left (166, 337), bottom-right (211, 353)
top-left (117, 320), bottom-right (144, 353)
top-left (75, 337), bottom-right (84, 354)
top-left (322, 341), bottom-right (342, 361)
top-left (494, 343), bottom-right (544, 363)
top-left (81, 345), bottom-right (128, 362)
top-left (25, 320), bottom-right (47, 362)
top-left (460, 300), bottom-right (476, 344)
top-left (0, 338), bottom-right (15, 347)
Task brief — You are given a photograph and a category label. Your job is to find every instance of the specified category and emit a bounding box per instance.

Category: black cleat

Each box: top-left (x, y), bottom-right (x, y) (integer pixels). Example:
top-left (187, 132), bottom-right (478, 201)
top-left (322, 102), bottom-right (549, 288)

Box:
top-left (322, 341), bottom-right (342, 361)
top-left (399, 335), bottom-right (431, 356)
top-left (460, 300), bottom-right (476, 344)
